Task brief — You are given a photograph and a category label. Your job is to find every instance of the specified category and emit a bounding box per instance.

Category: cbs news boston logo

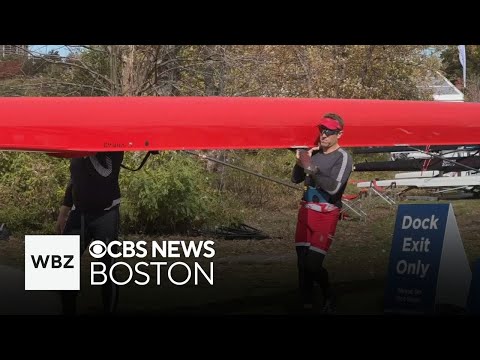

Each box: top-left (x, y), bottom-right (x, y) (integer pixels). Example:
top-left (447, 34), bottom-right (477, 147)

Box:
top-left (25, 236), bottom-right (215, 290)
top-left (25, 235), bottom-right (80, 290)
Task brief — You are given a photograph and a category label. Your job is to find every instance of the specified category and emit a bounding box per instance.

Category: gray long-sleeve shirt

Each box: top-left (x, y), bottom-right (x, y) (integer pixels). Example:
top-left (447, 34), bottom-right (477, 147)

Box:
top-left (291, 148), bottom-right (353, 208)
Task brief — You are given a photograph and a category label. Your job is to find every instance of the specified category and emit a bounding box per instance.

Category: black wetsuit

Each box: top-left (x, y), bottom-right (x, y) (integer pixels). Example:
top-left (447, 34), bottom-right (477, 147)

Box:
top-left (291, 148), bottom-right (353, 310)
top-left (61, 151), bottom-right (124, 315)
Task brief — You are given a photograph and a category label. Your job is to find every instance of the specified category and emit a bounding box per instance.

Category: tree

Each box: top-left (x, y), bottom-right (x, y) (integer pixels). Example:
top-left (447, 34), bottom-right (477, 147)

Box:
top-left (441, 45), bottom-right (480, 86)
top-left (440, 45), bottom-right (480, 101)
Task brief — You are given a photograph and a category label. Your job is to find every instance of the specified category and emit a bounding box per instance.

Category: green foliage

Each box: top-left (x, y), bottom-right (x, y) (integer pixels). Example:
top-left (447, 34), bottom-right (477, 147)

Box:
top-left (0, 153), bottom-right (70, 234)
top-left (119, 152), bottom-right (241, 234)
top-left (0, 151), bottom-right (245, 236)
top-left (218, 150), bottom-right (300, 209)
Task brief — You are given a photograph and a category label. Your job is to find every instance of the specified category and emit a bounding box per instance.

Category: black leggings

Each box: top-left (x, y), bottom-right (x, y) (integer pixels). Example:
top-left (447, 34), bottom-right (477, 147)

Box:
top-left (60, 206), bottom-right (120, 315)
top-left (296, 246), bottom-right (332, 305)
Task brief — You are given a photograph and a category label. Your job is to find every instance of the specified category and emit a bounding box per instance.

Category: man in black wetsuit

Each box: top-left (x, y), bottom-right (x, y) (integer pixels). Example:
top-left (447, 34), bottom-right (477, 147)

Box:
top-left (55, 151), bottom-right (124, 315)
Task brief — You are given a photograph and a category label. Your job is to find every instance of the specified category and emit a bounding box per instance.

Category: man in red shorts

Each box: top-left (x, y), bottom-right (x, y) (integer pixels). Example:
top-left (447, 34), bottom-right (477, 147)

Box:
top-left (291, 112), bottom-right (353, 313)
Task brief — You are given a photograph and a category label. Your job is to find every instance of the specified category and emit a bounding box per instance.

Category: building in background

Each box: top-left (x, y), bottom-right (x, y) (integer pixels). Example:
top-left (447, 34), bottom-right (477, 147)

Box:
top-left (0, 45), bottom-right (28, 80)
top-left (420, 71), bottom-right (465, 102)
top-left (1, 45), bottom-right (28, 58)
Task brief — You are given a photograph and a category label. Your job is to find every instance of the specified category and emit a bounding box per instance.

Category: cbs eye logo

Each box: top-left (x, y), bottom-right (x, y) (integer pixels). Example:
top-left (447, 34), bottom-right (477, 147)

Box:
top-left (89, 240), bottom-right (107, 258)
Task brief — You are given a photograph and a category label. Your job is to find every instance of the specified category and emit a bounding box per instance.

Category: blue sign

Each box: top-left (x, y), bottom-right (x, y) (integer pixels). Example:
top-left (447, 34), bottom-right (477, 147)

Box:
top-left (384, 204), bottom-right (449, 314)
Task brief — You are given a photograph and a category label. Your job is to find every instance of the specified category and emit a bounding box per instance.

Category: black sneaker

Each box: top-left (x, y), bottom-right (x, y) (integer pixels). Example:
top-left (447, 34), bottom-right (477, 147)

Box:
top-left (322, 297), bottom-right (337, 314)
top-left (303, 303), bottom-right (313, 310)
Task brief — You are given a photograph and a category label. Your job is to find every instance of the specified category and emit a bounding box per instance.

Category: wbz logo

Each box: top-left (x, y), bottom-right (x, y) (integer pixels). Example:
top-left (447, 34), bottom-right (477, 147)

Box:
top-left (31, 254), bottom-right (74, 269)
top-left (25, 235), bottom-right (80, 290)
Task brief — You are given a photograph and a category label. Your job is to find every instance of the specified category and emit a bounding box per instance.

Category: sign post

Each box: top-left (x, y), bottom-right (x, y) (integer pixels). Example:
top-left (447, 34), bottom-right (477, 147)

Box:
top-left (384, 203), bottom-right (471, 314)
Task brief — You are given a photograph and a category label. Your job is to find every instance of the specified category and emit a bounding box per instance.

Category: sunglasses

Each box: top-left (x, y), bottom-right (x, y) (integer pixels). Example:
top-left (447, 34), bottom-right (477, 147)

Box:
top-left (320, 127), bottom-right (341, 136)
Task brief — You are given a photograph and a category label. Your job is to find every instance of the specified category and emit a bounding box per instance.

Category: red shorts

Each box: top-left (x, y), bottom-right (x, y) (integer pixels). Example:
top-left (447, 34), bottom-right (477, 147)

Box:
top-left (294, 203), bottom-right (340, 254)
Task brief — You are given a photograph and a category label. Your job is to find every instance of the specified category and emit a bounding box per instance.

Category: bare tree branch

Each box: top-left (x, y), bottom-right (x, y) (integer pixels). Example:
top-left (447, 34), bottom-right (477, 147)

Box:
top-left (294, 46), bottom-right (314, 97)
top-left (21, 46), bottom-right (113, 92)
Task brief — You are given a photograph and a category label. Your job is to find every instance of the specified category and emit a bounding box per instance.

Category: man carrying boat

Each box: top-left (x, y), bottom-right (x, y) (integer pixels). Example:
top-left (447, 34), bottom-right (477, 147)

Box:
top-left (55, 151), bottom-right (124, 315)
top-left (291, 113), bottom-right (353, 313)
